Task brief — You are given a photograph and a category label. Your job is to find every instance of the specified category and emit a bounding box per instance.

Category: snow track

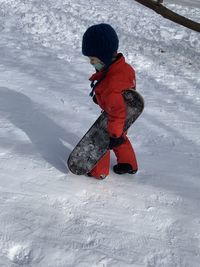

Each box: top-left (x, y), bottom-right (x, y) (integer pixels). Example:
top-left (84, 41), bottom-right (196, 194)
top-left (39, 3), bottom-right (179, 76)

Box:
top-left (0, 0), bottom-right (200, 266)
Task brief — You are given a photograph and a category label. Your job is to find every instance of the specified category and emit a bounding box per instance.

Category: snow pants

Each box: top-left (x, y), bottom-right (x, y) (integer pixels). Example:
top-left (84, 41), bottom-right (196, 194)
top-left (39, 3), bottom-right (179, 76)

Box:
top-left (90, 133), bottom-right (138, 178)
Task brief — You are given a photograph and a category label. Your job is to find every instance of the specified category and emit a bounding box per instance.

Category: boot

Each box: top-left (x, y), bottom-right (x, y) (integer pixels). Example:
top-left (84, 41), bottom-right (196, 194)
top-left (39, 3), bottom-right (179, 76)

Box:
top-left (113, 163), bottom-right (138, 175)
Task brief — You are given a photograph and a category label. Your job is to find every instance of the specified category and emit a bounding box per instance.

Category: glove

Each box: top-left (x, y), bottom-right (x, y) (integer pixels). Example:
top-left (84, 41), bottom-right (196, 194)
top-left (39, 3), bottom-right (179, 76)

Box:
top-left (109, 135), bottom-right (126, 149)
top-left (92, 95), bottom-right (98, 105)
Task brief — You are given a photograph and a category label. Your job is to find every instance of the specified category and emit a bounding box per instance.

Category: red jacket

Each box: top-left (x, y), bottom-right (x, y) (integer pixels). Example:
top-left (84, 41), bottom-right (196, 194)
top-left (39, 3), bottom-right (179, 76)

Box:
top-left (89, 53), bottom-right (136, 138)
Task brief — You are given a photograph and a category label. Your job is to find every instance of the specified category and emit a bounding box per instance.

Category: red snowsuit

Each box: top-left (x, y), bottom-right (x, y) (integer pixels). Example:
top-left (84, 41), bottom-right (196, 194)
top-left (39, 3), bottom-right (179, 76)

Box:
top-left (89, 53), bottom-right (138, 178)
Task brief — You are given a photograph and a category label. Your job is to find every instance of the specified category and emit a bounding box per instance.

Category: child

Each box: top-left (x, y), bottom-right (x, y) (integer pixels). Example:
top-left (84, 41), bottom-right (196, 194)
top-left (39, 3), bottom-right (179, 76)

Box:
top-left (82, 23), bottom-right (138, 179)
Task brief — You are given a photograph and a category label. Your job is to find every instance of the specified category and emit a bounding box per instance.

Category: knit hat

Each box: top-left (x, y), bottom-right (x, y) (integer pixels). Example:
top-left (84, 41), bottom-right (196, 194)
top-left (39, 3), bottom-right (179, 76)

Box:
top-left (82, 23), bottom-right (119, 66)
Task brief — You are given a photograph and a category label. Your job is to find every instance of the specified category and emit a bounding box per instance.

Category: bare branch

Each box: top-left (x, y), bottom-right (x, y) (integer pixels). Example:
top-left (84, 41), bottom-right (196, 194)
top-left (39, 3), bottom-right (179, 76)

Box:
top-left (134, 0), bottom-right (200, 32)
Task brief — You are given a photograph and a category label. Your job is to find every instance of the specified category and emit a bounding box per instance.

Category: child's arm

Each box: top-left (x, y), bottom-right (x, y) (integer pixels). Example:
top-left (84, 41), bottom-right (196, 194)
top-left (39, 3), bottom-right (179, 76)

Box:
top-left (105, 93), bottom-right (126, 138)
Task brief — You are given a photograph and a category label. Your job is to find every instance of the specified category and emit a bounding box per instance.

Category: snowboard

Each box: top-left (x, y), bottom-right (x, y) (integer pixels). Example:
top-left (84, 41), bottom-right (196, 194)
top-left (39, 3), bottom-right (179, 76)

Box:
top-left (67, 90), bottom-right (144, 175)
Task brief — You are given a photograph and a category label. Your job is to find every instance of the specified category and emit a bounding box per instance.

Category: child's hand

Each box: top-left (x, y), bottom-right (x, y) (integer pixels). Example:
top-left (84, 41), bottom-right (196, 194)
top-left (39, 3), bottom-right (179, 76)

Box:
top-left (109, 135), bottom-right (125, 149)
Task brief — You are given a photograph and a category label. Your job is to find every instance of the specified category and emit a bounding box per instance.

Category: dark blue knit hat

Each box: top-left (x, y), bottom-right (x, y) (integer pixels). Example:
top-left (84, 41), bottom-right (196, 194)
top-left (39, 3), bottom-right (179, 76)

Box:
top-left (82, 23), bottom-right (119, 66)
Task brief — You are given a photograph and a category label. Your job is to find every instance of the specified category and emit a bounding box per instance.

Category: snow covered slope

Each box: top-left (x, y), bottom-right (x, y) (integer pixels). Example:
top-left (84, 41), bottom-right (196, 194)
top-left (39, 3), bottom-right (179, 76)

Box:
top-left (165, 0), bottom-right (200, 9)
top-left (0, 0), bottom-right (200, 266)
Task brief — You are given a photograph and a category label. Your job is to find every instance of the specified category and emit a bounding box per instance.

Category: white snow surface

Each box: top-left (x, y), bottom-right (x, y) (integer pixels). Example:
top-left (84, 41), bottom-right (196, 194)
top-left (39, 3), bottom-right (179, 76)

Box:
top-left (0, 0), bottom-right (200, 266)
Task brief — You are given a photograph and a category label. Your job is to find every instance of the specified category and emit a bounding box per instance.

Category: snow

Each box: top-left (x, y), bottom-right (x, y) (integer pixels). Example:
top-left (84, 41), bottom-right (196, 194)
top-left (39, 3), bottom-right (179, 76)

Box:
top-left (165, 0), bottom-right (200, 9)
top-left (0, 0), bottom-right (200, 266)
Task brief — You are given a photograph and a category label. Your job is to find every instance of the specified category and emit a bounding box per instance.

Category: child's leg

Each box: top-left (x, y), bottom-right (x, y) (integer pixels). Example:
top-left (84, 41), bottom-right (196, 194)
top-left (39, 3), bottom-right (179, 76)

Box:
top-left (113, 135), bottom-right (138, 170)
top-left (89, 150), bottom-right (110, 179)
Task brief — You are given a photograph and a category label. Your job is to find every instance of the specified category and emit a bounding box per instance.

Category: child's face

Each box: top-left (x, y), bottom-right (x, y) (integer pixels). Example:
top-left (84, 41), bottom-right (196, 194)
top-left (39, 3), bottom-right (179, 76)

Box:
top-left (89, 56), bottom-right (102, 65)
top-left (88, 56), bottom-right (105, 71)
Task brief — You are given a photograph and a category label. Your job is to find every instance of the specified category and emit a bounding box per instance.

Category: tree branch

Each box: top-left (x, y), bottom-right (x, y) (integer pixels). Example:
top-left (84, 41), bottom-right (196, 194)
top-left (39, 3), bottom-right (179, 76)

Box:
top-left (134, 0), bottom-right (200, 32)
